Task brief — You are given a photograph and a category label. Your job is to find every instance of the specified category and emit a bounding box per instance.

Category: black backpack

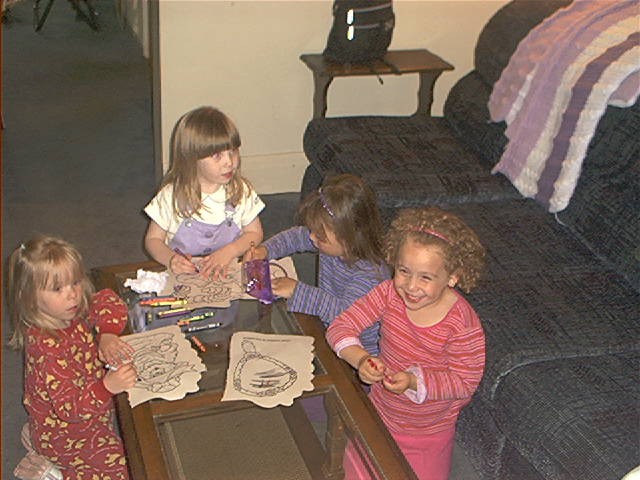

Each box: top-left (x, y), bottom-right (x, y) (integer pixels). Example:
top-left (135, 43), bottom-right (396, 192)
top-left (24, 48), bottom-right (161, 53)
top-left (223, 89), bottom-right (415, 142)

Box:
top-left (323, 0), bottom-right (395, 65)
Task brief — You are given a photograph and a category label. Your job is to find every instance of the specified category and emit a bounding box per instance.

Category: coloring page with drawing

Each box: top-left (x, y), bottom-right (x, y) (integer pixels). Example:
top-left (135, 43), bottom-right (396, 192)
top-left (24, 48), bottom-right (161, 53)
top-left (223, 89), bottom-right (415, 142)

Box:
top-left (121, 325), bottom-right (206, 408)
top-left (222, 331), bottom-right (315, 408)
top-left (159, 256), bottom-right (298, 309)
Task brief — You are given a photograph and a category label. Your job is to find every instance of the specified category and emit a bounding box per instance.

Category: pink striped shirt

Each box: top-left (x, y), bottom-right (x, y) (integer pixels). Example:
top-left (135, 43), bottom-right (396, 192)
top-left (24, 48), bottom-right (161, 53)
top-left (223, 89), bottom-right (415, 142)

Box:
top-left (326, 280), bottom-right (485, 436)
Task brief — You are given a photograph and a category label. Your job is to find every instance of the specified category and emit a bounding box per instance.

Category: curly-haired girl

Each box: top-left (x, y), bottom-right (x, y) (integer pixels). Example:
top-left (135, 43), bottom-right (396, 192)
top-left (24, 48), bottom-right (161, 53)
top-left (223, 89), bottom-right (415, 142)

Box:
top-left (326, 207), bottom-right (486, 480)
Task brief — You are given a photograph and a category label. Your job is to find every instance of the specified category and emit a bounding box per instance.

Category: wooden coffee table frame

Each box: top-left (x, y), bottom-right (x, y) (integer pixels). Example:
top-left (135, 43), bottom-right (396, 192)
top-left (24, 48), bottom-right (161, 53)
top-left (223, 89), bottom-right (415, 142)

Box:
top-left (92, 261), bottom-right (416, 480)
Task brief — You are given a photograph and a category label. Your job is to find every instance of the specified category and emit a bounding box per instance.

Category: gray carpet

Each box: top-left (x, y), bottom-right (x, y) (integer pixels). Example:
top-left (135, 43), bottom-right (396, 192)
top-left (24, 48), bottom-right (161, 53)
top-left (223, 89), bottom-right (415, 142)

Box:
top-left (2, 1), bottom-right (479, 478)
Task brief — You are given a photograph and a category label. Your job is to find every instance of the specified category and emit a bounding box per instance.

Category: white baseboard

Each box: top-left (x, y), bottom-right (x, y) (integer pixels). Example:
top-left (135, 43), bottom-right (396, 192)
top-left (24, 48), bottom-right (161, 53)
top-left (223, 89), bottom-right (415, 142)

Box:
top-left (242, 152), bottom-right (308, 194)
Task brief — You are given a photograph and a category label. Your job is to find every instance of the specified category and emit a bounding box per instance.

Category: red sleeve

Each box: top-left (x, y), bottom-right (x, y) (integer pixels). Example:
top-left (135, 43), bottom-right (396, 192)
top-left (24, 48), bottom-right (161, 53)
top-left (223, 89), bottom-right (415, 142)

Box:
top-left (326, 280), bottom-right (391, 349)
top-left (30, 334), bottom-right (113, 422)
top-left (89, 289), bottom-right (128, 336)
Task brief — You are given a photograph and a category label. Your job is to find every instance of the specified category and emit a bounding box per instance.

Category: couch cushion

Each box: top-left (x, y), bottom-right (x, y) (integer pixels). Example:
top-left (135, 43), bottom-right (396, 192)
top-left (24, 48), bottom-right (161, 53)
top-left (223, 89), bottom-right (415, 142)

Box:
top-left (302, 115), bottom-right (518, 208)
top-left (557, 103), bottom-right (640, 291)
top-left (492, 352), bottom-right (639, 480)
top-left (443, 71), bottom-right (507, 169)
top-left (474, 0), bottom-right (571, 87)
top-left (447, 200), bottom-right (640, 400)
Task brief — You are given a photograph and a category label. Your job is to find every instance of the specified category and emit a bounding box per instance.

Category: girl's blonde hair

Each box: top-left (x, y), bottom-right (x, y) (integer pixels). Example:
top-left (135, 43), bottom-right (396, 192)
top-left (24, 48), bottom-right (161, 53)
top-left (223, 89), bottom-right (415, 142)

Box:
top-left (6, 235), bottom-right (94, 349)
top-left (384, 207), bottom-right (486, 293)
top-left (162, 106), bottom-right (252, 218)
top-left (298, 174), bottom-right (384, 266)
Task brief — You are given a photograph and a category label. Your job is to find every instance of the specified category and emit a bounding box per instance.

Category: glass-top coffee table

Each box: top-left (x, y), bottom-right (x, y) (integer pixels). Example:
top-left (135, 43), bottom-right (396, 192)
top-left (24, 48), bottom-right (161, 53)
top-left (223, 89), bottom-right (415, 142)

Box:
top-left (92, 261), bottom-right (416, 480)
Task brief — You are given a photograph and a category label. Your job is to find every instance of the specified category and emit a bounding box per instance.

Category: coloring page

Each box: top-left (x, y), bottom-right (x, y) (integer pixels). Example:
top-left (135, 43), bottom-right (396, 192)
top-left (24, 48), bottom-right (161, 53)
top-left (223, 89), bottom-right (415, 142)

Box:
top-left (159, 256), bottom-right (298, 309)
top-left (222, 332), bottom-right (315, 408)
top-left (121, 326), bottom-right (206, 408)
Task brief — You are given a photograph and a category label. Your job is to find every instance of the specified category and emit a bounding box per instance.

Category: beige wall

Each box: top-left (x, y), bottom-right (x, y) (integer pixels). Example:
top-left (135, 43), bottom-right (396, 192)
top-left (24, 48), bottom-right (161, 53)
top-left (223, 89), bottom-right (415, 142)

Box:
top-left (156, 0), bottom-right (508, 193)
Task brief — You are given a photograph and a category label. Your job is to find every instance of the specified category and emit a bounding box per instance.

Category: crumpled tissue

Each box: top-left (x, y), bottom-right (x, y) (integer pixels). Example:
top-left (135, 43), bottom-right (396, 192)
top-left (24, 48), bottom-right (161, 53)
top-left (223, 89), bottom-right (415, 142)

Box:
top-left (124, 269), bottom-right (169, 294)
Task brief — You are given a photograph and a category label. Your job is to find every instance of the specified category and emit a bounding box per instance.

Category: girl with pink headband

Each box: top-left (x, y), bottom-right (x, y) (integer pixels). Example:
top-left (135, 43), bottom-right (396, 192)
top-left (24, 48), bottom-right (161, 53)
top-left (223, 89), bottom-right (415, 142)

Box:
top-left (327, 206), bottom-right (486, 480)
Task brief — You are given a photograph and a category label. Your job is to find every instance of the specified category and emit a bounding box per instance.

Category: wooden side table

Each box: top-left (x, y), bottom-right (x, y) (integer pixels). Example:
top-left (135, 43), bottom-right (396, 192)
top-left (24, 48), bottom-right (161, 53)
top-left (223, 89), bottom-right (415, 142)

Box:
top-left (300, 49), bottom-right (454, 118)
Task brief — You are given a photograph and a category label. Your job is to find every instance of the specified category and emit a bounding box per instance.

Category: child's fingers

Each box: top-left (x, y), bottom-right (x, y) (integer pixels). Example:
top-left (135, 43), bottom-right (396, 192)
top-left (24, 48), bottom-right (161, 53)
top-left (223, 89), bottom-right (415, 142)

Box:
top-left (118, 363), bottom-right (137, 378)
top-left (179, 257), bottom-right (197, 273)
top-left (112, 337), bottom-right (134, 356)
top-left (103, 346), bottom-right (129, 366)
top-left (367, 357), bottom-right (385, 374)
top-left (252, 245), bottom-right (267, 260)
top-left (359, 357), bottom-right (384, 383)
top-left (172, 255), bottom-right (197, 274)
top-left (116, 364), bottom-right (138, 387)
top-left (121, 341), bottom-right (135, 356)
top-left (383, 368), bottom-right (395, 383)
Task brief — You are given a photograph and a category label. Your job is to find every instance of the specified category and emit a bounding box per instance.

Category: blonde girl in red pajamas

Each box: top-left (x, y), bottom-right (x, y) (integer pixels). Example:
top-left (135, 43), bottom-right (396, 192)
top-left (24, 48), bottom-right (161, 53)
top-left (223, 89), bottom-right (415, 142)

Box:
top-left (7, 235), bottom-right (137, 480)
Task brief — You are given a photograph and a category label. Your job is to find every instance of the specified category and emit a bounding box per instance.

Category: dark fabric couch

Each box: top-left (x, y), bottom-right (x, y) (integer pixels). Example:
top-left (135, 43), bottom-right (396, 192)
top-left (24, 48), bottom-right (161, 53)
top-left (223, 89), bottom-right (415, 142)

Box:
top-left (300, 1), bottom-right (640, 479)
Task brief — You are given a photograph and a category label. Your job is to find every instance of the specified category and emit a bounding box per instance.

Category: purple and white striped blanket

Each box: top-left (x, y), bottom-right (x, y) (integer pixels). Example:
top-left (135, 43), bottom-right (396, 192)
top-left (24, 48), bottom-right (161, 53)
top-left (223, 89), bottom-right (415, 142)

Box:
top-left (489, 0), bottom-right (639, 213)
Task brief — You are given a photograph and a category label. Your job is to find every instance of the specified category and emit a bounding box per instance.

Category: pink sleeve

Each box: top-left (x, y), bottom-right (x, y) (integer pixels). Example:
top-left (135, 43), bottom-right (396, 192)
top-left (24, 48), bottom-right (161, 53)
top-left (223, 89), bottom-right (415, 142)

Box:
top-left (423, 324), bottom-right (485, 401)
top-left (326, 281), bottom-right (390, 353)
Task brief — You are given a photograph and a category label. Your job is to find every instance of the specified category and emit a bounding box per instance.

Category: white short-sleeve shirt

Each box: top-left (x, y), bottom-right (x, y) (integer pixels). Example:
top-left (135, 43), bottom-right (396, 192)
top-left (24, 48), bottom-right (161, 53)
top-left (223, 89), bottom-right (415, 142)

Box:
top-left (144, 184), bottom-right (265, 243)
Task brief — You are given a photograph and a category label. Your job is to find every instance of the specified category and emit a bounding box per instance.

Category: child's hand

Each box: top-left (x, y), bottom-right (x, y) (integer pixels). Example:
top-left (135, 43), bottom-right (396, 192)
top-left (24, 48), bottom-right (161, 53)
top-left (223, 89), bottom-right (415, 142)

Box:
top-left (271, 277), bottom-right (297, 299)
top-left (98, 333), bottom-right (134, 368)
top-left (357, 355), bottom-right (385, 384)
top-left (382, 370), bottom-right (413, 394)
top-left (169, 252), bottom-right (198, 274)
top-left (199, 245), bottom-right (237, 280)
top-left (103, 363), bottom-right (137, 394)
top-left (242, 244), bottom-right (267, 263)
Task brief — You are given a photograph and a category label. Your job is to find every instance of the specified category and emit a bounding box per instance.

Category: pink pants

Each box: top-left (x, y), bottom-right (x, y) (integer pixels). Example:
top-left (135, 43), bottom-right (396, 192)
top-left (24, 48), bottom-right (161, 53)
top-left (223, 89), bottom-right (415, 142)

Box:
top-left (343, 427), bottom-right (456, 480)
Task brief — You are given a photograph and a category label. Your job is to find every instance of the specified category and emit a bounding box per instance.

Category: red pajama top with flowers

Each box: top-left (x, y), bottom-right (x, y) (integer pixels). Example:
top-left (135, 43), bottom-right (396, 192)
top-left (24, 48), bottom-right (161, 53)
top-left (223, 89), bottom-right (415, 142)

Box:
top-left (23, 289), bottom-right (130, 480)
top-left (326, 280), bottom-right (485, 436)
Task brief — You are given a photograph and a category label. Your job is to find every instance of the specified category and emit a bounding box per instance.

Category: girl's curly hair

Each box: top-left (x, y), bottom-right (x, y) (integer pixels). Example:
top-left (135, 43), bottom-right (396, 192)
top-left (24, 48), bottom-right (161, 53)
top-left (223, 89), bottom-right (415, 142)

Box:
top-left (384, 207), bottom-right (486, 293)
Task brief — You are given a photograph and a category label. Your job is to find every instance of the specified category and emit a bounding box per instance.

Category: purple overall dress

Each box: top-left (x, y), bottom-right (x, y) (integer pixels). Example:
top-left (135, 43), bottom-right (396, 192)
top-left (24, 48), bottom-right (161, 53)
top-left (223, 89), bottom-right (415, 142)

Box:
top-left (169, 205), bottom-right (240, 325)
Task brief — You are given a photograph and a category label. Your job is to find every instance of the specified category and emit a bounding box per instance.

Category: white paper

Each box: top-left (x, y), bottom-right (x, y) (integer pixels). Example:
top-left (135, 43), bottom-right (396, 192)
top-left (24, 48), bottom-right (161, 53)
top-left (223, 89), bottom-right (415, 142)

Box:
top-left (123, 269), bottom-right (169, 294)
top-left (121, 326), bottom-right (206, 408)
top-left (222, 332), bottom-right (315, 408)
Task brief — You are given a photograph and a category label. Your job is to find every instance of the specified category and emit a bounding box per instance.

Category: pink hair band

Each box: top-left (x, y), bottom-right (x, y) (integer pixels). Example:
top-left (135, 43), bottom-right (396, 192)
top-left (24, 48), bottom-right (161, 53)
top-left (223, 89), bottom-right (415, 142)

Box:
top-left (412, 227), bottom-right (450, 243)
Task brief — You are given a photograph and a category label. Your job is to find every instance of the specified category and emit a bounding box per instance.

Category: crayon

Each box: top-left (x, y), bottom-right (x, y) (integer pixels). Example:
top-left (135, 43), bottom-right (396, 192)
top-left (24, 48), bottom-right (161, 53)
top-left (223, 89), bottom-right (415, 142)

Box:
top-left (184, 322), bottom-right (222, 334)
top-left (149, 299), bottom-right (187, 307)
top-left (139, 296), bottom-right (179, 305)
top-left (157, 307), bottom-right (191, 318)
top-left (190, 335), bottom-right (207, 353)
top-left (176, 311), bottom-right (217, 326)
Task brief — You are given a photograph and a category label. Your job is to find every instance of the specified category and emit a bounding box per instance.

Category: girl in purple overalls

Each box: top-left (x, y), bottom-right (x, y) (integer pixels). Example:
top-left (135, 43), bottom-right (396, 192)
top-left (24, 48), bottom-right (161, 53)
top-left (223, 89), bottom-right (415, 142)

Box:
top-left (144, 106), bottom-right (264, 282)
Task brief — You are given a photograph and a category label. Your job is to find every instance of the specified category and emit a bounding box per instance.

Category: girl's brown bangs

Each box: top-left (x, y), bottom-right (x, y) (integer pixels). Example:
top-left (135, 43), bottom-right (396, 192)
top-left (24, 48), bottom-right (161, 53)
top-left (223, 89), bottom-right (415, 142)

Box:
top-left (209, 128), bottom-right (240, 154)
